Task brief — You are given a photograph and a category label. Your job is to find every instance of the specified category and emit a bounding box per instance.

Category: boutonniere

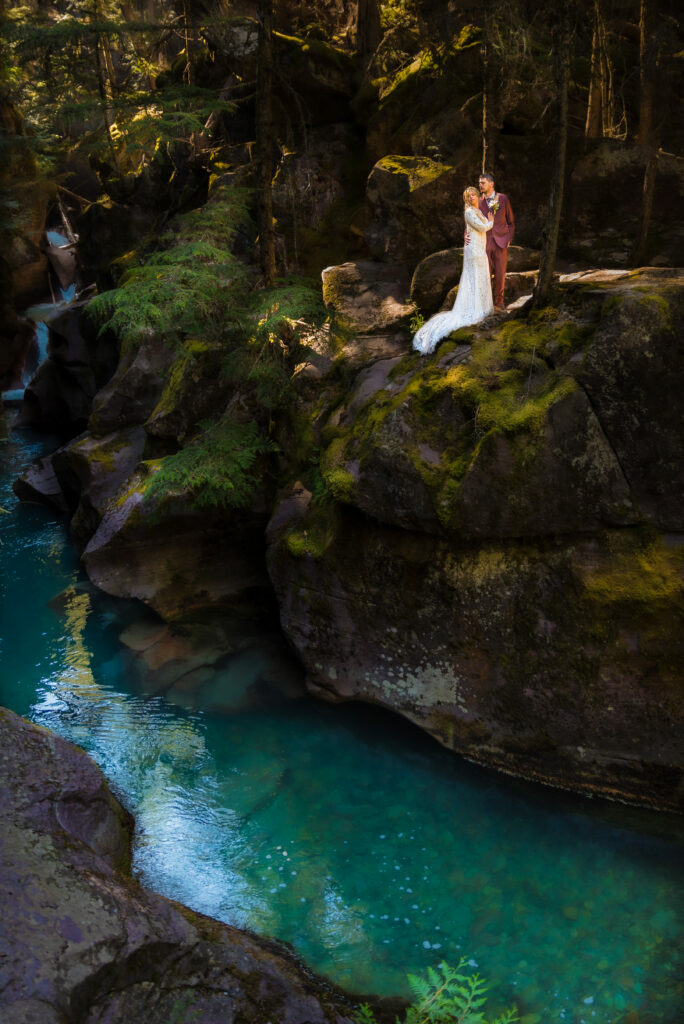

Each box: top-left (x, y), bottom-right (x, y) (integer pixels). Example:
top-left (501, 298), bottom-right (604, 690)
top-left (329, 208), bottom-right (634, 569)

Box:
top-left (489, 197), bottom-right (500, 213)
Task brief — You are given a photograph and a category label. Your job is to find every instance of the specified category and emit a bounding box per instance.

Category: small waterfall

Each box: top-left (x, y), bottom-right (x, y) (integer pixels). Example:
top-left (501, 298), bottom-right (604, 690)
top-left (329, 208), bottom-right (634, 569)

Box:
top-left (2, 229), bottom-right (79, 404)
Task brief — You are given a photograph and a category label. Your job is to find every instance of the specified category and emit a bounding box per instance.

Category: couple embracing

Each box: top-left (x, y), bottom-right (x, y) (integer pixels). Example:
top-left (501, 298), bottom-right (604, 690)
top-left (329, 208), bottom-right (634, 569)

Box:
top-left (413, 173), bottom-right (515, 356)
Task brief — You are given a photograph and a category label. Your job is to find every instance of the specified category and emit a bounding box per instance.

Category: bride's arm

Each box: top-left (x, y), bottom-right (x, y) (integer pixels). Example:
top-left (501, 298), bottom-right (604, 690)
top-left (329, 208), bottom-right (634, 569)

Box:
top-left (465, 207), bottom-right (494, 232)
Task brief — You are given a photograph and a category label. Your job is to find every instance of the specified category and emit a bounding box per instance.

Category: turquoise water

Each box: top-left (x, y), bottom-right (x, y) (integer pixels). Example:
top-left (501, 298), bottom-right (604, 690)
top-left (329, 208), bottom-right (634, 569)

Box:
top-left (1, 419), bottom-right (683, 1023)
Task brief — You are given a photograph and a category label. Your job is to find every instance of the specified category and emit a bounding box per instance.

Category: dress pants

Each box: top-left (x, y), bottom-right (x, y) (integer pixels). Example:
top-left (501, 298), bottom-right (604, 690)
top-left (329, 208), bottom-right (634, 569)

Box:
top-left (487, 243), bottom-right (508, 306)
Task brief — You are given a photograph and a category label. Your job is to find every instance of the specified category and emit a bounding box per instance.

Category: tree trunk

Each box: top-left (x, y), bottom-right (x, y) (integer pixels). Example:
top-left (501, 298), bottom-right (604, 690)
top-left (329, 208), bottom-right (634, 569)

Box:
top-left (584, 2), bottom-right (602, 138)
top-left (633, 0), bottom-right (658, 266)
top-left (533, 0), bottom-right (573, 307)
top-left (92, 2), bottom-right (119, 171)
top-left (481, 3), bottom-right (497, 172)
top-left (182, 0), bottom-right (197, 86)
top-left (356, 0), bottom-right (382, 55)
top-left (256, 0), bottom-right (276, 284)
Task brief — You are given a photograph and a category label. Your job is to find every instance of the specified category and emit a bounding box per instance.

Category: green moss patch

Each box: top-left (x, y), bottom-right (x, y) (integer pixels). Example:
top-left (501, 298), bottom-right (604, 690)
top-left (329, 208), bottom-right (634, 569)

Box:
top-left (317, 309), bottom-right (602, 529)
top-left (375, 154), bottom-right (453, 189)
top-left (582, 534), bottom-right (684, 605)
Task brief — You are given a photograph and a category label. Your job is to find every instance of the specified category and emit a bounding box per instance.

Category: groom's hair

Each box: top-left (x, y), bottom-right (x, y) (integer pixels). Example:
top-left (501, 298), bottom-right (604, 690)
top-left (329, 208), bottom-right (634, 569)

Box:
top-left (480, 171), bottom-right (495, 183)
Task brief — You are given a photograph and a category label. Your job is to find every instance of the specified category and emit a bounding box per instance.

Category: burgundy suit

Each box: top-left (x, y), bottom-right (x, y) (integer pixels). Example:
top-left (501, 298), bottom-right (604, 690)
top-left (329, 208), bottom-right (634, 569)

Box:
top-left (479, 192), bottom-right (514, 306)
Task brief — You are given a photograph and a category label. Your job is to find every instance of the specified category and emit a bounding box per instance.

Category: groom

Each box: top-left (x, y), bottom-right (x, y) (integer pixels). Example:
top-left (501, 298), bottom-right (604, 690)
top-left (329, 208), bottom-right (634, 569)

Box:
top-left (475, 172), bottom-right (515, 310)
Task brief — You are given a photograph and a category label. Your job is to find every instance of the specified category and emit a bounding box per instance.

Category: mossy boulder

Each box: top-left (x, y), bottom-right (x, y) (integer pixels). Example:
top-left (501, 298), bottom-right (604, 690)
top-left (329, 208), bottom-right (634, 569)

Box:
top-left (321, 302), bottom-right (641, 537)
top-left (144, 340), bottom-right (228, 442)
top-left (51, 426), bottom-right (147, 542)
top-left (364, 48), bottom-right (480, 162)
top-left (365, 155), bottom-right (464, 263)
top-left (88, 327), bottom-right (176, 437)
top-left (267, 508), bottom-right (684, 812)
top-left (82, 467), bottom-right (272, 621)
top-left (0, 707), bottom-right (353, 1024)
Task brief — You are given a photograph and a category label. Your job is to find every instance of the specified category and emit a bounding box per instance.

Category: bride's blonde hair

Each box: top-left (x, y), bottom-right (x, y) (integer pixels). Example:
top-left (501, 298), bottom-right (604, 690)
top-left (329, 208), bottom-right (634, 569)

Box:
top-left (463, 186), bottom-right (479, 208)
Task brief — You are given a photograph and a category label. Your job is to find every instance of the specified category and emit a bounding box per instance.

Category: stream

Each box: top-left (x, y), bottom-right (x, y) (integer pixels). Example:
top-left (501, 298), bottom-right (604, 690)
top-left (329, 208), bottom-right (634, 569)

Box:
top-left (1, 415), bottom-right (682, 1023)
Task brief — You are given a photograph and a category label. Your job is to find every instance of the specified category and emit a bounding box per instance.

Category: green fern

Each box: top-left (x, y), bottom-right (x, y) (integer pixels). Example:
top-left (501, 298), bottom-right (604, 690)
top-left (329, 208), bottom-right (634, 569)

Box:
top-left (353, 960), bottom-right (518, 1024)
top-left (143, 419), bottom-right (277, 511)
top-left (87, 188), bottom-right (254, 351)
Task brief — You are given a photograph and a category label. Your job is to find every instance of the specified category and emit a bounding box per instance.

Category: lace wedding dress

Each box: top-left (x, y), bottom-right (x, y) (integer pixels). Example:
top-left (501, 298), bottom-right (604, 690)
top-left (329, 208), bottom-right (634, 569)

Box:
top-left (412, 206), bottom-right (494, 355)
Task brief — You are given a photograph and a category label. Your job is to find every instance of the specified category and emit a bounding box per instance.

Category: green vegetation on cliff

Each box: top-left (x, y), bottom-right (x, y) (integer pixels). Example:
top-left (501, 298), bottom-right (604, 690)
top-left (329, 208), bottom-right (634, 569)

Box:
top-left (87, 179), bottom-right (327, 512)
top-left (144, 419), bottom-right (277, 511)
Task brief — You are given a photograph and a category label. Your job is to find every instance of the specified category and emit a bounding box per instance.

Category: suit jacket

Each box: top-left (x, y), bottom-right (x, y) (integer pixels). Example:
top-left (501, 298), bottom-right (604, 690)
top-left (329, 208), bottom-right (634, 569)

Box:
top-left (479, 193), bottom-right (514, 250)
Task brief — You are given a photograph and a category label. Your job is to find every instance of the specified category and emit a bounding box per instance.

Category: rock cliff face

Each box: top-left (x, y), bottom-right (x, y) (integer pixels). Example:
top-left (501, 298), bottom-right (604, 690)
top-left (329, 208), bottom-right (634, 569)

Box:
top-left (266, 267), bottom-right (684, 813)
top-left (0, 706), bottom-right (352, 1024)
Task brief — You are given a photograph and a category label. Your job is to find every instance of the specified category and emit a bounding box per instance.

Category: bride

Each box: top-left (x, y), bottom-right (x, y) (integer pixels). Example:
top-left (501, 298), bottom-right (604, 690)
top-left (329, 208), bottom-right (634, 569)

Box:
top-left (412, 186), bottom-right (494, 355)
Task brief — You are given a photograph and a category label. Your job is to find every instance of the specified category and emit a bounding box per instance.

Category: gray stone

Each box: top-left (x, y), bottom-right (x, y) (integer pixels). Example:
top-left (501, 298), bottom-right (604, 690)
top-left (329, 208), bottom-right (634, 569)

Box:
top-left (0, 707), bottom-right (352, 1024)
top-left (321, 260), bottom-right (414, 334)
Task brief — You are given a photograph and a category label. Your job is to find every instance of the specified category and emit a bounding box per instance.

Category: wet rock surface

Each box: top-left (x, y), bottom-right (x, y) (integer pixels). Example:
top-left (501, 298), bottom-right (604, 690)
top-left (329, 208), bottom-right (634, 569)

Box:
top-left (0, 706), bottom-right (353, 1024)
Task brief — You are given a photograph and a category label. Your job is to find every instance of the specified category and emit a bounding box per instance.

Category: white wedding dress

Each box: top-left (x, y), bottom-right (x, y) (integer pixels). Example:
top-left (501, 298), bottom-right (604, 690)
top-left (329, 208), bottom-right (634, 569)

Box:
top-left (412, 206), bottom-right (494, 355)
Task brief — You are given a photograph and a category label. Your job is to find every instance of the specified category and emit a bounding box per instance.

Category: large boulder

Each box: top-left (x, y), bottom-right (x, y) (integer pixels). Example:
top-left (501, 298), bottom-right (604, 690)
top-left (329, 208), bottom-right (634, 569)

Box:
top-left (576, 270), bottom-right (684, 530)
top-left (321, 260), bottom-right (414, 333)
top-left (82, 469), bottom-right (272, 621)
top-left (88, 327), bottom-right (175, 437)
top-left (267, 501), bottom-right (684, 813)
top-left (0, 706), bottom-right (352, 1024)
top-left (265, 269), bottom-right (684, 812)
top-left (54, 426), bottom-right (148, 540)
top-left (320, 284), bottom-right (652, 538)
top-left (364, 156), bottom-right (464, 264)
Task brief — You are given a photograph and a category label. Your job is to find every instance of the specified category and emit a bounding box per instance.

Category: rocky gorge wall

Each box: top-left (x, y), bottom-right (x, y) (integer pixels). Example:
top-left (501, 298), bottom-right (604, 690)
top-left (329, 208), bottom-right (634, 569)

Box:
top-left (16, 264), bottom-right (684, 814)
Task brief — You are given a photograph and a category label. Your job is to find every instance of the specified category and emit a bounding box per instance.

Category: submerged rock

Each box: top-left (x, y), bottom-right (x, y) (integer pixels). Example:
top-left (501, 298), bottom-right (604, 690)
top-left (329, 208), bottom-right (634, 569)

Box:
top-left (0, 706), bottom-right (352, 1024)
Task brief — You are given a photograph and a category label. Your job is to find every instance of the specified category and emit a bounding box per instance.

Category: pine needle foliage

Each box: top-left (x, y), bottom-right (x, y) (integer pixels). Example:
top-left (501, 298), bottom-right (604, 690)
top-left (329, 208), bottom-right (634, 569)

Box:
top-left (1, 2), bottom-right (234, 164)
top-left (353, 960), bottom-right (518, 1024)
top-left (144, 419), bottom-right (277, 511)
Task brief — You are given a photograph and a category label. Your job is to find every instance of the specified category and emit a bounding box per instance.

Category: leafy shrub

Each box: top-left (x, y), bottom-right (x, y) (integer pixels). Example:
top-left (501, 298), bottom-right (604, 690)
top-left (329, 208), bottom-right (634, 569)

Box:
top-left (353, 960), bottom-right (518, 1024)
